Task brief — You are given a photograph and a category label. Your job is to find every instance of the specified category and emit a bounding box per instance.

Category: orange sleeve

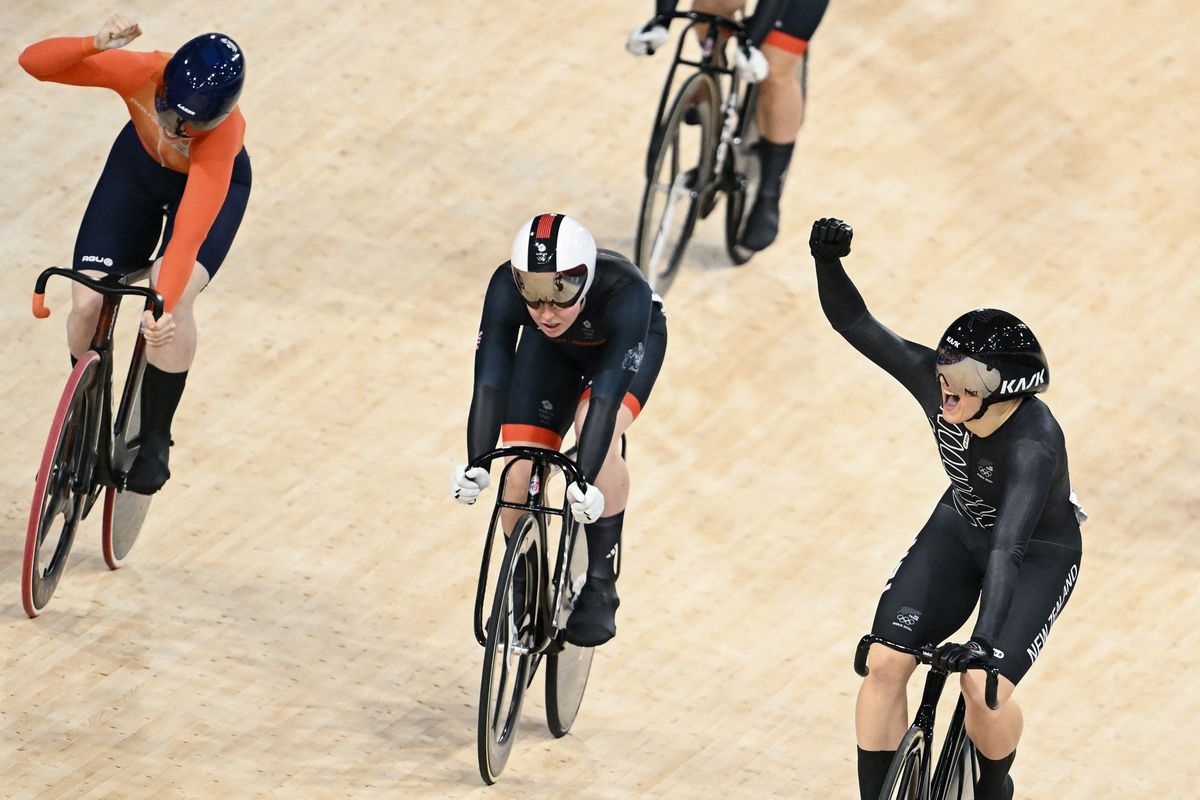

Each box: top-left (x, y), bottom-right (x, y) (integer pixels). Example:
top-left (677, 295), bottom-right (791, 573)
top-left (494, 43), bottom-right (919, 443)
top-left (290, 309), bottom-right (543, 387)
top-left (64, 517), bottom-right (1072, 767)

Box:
top-left (155, 112), bottom-right (246, 312)
top-left (19, 36), bottom-right (154, 93)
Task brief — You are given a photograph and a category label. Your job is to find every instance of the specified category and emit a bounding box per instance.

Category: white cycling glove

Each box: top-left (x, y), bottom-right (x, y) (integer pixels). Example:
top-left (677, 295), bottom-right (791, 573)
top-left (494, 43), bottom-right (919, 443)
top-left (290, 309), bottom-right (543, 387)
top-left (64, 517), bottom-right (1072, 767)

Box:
top-left (450, 465), bottom-right (491, 505)
top-left (734, 44), bottom-right (769, 83)
top-left (626, 24), bottom-right (669, 56)
top-left (566, 482), bottom-right (605, 524)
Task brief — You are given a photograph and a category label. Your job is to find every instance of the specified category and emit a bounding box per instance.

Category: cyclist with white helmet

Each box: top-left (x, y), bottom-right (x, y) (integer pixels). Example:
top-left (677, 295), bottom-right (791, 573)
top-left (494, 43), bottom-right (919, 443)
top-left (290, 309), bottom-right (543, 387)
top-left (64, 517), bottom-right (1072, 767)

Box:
top-left (19, 15), bottom-right (251, 494)
top-left (627, 1), bottom-right (830, 251)
top-left (451, 213), bottom-right (668, 646)
top-left (809, 219), bottom-right (1085, 800)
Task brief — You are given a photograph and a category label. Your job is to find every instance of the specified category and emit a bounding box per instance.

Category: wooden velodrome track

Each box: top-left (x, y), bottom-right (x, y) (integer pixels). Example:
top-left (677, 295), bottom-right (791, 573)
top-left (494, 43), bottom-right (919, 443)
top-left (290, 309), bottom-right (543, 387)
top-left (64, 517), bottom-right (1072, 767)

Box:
top-left (1, 2), bottom-right (1196, 797)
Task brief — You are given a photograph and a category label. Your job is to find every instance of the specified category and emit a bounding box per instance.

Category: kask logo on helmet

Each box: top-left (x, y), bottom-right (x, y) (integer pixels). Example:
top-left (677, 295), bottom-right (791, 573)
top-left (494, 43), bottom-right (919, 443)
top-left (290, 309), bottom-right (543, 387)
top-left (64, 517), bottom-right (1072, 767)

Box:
top-left (1000, 369), bottom-right (1046, 395)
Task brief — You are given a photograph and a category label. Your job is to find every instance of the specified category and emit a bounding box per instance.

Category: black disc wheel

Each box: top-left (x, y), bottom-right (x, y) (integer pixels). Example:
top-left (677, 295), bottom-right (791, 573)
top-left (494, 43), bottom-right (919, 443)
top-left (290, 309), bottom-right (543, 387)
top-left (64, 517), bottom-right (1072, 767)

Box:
top-left (724, 86), bottom-right (763, 265)
top-left (880, 726), bottom-right (927, 800)
top-left (22, 354), bottom-right (100, 618)
top-left (477, 513), bottom-right (544, 784)
top-left (545, 524), bottom-right (595, 737)
top-left (634, 71), bottom-right (719, 296)
top-left (103, 359), bottom-right (151, 569)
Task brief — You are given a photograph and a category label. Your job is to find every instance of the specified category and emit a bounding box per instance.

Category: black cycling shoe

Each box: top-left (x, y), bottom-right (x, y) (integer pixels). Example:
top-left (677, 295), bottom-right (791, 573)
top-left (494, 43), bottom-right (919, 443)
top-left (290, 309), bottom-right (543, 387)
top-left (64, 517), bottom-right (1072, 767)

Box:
top-left (564, 577), bottom-right (619, 647)
top-left (738, 192), bottom-right (781, 252)
top-left (124, 435), bottom-right (171, 495)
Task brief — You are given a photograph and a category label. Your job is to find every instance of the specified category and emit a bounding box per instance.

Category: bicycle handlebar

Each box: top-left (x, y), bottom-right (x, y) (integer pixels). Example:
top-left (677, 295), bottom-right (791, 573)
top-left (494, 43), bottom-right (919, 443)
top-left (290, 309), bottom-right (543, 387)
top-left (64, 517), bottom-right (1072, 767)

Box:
top-left (32, 267), bottom-right (164, 320)
top-left (855, 634), bottom-right (1001, 711)
top-left (654, 11), bottom-right (750, 42)
top-left (468, 446), bottom-right (585, 488)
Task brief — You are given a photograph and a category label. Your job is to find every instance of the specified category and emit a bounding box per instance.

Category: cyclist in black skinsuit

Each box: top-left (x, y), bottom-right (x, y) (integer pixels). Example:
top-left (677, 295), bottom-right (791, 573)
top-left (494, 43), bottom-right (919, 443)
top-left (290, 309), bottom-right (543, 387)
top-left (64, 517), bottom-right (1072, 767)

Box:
top-left (809, 219), bottom-right (1084, 800)
top-left (627, 0), bottom-right (830, 251)
top-left (451, 213), bottom-right (668, 647)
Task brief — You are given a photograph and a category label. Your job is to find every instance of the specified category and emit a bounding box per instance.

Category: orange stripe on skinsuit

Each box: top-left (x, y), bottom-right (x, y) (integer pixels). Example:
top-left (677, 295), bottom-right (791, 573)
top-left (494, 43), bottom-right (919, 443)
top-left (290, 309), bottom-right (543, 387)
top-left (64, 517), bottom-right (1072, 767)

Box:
top-left (578, 388), bottom-right (643, 420)
top-left (764, 30), bottom-right (809, 55)
top-left (501, 424), bottom-right (563, 450)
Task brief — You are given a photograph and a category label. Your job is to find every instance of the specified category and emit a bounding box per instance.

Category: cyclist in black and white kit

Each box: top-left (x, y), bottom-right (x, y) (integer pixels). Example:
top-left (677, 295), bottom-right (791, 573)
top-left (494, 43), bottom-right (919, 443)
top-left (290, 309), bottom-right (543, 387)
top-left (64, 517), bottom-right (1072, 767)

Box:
top-left (627, 0), bottom-right (830, 251)
top-left (451, 213), bottom-right (668, 647)
top-left (809, 219), bottom-right (1085, 800)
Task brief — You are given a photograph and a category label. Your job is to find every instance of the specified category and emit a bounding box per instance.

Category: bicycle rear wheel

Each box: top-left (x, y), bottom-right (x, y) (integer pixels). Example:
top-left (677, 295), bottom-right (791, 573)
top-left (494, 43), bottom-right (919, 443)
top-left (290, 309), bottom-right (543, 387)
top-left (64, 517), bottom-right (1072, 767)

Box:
top-left (477, 512), bottom-right (544, 784)
top-left (103, 354), bottom-right (151, 569)
top-left (22, 353), bottom-right (101, 618)
top-left (634, 71), bottom-right (718, 296)
top-left (723, 86), bottom-right (763, 265)
top-left (880, 725), bottom-right (928, 800)
top-left (545, 524), bottom-right (595, 737)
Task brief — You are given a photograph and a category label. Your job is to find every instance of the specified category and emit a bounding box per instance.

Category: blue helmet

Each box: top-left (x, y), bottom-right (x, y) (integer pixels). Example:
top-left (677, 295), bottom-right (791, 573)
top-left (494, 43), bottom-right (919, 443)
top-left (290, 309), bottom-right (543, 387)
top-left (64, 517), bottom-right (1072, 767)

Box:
top-left (155, 33), bottom-right (244, 134)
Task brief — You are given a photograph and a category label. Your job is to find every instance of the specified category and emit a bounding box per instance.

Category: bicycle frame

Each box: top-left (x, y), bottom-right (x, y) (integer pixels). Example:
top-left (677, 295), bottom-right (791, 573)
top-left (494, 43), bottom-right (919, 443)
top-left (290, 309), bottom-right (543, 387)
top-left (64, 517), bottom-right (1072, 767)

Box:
top-left (644, 12), bottom-right (755, 186)
top-left (32, 267), bottom-right (164, 498)
top-left (855, 634), bottom-right (1000, 799)
top-left (471, 446), bottom-right (586, 659)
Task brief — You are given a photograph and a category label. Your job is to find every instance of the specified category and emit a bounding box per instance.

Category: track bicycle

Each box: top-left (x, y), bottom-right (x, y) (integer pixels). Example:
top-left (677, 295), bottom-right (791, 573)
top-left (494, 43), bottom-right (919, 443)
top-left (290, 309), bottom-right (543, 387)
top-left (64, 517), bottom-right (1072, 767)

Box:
top-left (470, 445), bottom-right (602, 785)
top-left (854, 634), bottom-right (1001, 800)
top-left (22, 267), bottom-right (162, 618)
top-left (634, 11), bottom-right (808, 294)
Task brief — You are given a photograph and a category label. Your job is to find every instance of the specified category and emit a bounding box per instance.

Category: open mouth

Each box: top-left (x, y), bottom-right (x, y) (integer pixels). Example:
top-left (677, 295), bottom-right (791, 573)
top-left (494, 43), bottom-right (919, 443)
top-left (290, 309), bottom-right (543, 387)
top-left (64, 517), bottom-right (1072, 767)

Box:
top-left (941, 389), bottom-right (961, 413)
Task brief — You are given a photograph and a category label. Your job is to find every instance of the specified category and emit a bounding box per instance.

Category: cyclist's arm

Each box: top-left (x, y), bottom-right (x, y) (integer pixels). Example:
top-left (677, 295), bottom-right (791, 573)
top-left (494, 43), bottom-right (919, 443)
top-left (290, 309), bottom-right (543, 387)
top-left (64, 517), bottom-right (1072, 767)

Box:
top-left (972, 438), bottom-right (1056, 644)
top-left (18, 36), bottom-right (152, 93)
top-left (815, 255), bottom-right (939, 407)
top-left (467, 266), bottom-right (524, 464)
top-left (576, 283), bottom-right (653, 483)
top-left (155, 113), bottom-right (245, 312)
top-left (653, 1), bottom-right (679, 21)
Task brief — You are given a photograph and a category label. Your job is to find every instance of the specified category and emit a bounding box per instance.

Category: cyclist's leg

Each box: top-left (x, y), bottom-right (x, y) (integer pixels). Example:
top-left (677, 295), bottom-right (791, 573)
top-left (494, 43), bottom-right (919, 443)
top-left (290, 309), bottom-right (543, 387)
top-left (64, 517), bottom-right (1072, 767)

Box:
top-left (741, 0), bottom-right (830, 251)
top-left (565, 311), bottom-right (667, 646)
top-left (856, 501), bottom-right (981, 799)
top-left (69, 124), bottom-right (166, 360)
top-left (497, 332), bottom-right (584, 534)
top-left (958, 535), bottom-right (1081, 800)
top-left (127, 149), bottom-right (251, 494)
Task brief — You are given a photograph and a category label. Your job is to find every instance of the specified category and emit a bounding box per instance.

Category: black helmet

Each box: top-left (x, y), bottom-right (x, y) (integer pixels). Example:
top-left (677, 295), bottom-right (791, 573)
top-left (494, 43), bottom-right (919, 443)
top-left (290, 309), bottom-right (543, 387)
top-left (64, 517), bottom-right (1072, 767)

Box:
top-left (936, 309), bottom-right (1049, 410)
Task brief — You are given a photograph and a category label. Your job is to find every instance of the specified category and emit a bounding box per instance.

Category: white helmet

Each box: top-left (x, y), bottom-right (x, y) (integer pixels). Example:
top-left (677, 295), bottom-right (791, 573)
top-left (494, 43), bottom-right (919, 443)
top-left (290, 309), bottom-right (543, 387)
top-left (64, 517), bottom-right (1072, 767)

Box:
top-left (509, 213), bottom-right (597, 308)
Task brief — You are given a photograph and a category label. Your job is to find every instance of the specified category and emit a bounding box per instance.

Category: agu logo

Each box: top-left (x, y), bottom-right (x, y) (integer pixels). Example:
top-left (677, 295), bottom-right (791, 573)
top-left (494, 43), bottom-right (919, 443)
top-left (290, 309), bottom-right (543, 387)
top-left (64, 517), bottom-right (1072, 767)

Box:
top-left (81, 255), bottom-right (114, 267)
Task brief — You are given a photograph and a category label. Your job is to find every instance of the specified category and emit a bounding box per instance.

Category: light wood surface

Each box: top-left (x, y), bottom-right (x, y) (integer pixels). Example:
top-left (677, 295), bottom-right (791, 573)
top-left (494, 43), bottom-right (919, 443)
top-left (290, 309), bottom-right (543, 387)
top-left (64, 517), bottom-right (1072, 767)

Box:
top-left (2, 2), bottom-right (1197, 797)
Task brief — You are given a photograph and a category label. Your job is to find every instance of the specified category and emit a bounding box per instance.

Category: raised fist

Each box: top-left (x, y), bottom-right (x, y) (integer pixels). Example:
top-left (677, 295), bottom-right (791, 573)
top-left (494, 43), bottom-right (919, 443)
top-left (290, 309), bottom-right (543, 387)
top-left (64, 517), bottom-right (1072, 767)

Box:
top-left (810, 217), bottom-right (853, 261)
top-left (95, 15), bottom-right (142, 51)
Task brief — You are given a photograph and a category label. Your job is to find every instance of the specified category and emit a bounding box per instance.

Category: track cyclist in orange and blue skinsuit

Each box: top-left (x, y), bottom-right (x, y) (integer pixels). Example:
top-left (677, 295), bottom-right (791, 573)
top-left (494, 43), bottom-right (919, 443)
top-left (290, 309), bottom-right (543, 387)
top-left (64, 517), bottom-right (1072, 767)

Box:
top-left (19, 15), bottom-right (252, 494)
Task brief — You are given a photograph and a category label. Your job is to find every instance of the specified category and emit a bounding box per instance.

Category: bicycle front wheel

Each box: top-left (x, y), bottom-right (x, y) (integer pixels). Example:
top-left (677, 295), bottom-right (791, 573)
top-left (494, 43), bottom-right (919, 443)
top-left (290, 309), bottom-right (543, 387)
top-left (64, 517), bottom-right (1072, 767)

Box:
top-left (477, 512), bottom-right (544, 784)
top-left (724, 86), bottom-right (762, 265)
top-left (880, 725), bottom-right (928, 800)
top-left (22, 353), bottom-right (101, 618)
top-left (634, 71), bottom-right (719, 296)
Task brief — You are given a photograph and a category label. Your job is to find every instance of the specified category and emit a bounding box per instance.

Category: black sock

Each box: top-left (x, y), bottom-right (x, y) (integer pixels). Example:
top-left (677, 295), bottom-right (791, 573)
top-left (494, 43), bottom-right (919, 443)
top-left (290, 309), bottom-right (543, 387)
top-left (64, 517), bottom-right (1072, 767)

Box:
top-left (857, 747), bottom-right (897, 800)
top-left (756, 138), bottom-right (795, 198)
top-left (584, 511), bottom-right (624, 583)
top-left (140, 364), bottom-right (188, 443)
top-left (976, 749), bottom-right (1016, 799)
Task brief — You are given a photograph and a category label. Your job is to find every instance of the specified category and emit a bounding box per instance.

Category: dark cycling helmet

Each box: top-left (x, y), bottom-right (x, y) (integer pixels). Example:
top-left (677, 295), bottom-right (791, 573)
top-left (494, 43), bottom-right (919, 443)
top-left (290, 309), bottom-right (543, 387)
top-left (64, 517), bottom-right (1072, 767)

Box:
top-left (935, 309), bottom-right (1049, 413)
top-left (155, 33), bottom-right (244, 136)
top-left (509, 213), bottom-right (597, 308)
